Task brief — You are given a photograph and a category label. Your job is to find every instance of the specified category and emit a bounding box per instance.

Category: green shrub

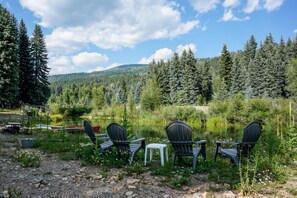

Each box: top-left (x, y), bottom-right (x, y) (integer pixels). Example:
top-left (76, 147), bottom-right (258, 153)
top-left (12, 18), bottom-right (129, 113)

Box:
top-left (136, 125), bottom-right (164, 138)
top-left (50, 114), bottom-right (63, 123)
top-left (160, 106), bottom-right (203, 122)
top-left (14, 150), bottom-right (41, 167)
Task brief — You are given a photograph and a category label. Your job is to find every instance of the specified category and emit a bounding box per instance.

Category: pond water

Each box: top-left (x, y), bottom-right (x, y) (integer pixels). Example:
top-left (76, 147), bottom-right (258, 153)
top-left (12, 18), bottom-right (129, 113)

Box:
top-left (42, 116), bottom-right (244, 143)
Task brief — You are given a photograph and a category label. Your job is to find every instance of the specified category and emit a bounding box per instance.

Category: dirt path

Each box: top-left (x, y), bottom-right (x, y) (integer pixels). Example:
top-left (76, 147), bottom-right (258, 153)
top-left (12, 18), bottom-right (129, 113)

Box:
top-left (1, 133), bottom-right (297, 198)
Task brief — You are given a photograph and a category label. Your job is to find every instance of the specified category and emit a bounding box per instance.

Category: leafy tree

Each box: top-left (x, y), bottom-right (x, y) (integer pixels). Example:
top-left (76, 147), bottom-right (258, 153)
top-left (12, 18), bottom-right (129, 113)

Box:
top-left (30, 24), bottom-right (50, 105)
top-left (0, 5), bottom-right (19, 108)
top-left (219, 44), bottom-right (232, 92)
top-left (127, 90), bottom-right (135, 114)
top-left (92, 86), bottom-right (105, 110)
top-left (140, 77), bottom-right (161, 111)
top-left (286, 59), bottom-right (297, 98)
top-left (19, 19), bottom-right (34, 104)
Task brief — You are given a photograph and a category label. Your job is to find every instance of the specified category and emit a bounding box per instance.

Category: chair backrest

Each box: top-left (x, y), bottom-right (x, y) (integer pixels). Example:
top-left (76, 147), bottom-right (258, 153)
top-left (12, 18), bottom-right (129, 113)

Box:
top-left (241, 121), bottom-right (262, 156)
top-left (84, 120), bottom-right (96, 144)
top-left (165, 121), bottom-right (193, 155)
top-left (107, 123), bottom-right (130, 151)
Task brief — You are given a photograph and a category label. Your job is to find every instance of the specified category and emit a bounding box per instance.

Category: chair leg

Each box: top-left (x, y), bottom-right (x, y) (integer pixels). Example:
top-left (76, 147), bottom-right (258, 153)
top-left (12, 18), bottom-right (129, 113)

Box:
top-left (214, 145), bottom-right (219, 162)
top-left (172, 155), bottom-right (176, 167)
top-left (193, 155), bottom-right (197, 170)
top-left (201, 144), bottom-right (206, 161)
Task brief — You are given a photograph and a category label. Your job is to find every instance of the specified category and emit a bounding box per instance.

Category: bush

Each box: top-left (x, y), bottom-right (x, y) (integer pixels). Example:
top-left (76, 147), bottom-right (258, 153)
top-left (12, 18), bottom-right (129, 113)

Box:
top-left (50, 114), bottom-right (63, 123)
top-left (160, 106), bottom-right (204, 122)
top-left (136, 125), bottom-right (165, 138)
top-left (14, 150), bottom-right (41, 167)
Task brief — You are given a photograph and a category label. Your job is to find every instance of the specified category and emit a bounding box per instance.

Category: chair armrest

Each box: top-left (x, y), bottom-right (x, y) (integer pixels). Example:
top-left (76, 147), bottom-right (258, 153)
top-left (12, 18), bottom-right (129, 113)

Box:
top-left (195, 140), bottom-right (207, 144)
top-left (131, 138), bottom-right (145, 143)
top-left (97, 137), bottom-right (110, 142)
top-left (97, 133), bottom-right (108, 137)
top-left (216, 141), bottom-right (239, 146)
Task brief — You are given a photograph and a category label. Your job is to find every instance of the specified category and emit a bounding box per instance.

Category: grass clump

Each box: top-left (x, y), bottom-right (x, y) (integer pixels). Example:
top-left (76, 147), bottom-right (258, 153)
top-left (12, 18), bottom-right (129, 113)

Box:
top-left (14, 150), bottom-right (41, 167)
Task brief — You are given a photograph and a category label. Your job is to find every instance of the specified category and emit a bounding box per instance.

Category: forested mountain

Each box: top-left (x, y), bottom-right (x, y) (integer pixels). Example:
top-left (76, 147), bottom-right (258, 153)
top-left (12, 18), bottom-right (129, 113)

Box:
top-left (48, 33), bottom-right (297, 113)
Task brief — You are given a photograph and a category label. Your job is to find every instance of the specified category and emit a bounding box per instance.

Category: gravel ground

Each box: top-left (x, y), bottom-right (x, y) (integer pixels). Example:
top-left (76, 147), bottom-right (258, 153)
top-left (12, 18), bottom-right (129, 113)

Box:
top-left (1, 132), bottom-right (297, 198)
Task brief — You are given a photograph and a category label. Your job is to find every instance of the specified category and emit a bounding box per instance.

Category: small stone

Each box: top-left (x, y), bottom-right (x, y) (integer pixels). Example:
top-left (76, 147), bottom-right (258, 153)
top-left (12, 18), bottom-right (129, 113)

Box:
top-left (125, 191), bottom-right (133, 196)
top-left (192, 192), bottom-right (208, 198)
top-left (79, 167), bottom-right (86, 173)
top-left (163, 194), bottom-right (170, 198)
top-left (92, 175), bottom-right (103, 180)
top-left (127, 179), bottom-right (140, 185)
top-left (128, 185), bottom-right (137, 189)
top-left (110, 181), bottom-right (116, 185)
top-left (183, 186), bottom-right (189, 191)
top-left (223, 191), bottom-right (236, 198)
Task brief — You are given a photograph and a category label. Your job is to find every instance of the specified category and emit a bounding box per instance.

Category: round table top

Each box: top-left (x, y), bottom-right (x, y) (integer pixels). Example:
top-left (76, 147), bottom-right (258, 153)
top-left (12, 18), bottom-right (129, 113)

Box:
top-left (146, 143), bottom-right (167, 149)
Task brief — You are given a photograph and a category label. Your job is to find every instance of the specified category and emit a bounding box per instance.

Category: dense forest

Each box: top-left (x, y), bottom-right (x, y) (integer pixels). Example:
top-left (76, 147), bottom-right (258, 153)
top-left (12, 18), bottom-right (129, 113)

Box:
top-left (49, 34), bottom-right (297, 113)
top-left (0, 5), bottom-right (50, 108)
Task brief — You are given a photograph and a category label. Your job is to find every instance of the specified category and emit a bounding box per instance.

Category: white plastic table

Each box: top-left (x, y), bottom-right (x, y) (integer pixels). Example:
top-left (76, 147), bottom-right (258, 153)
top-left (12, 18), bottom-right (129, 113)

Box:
top-left (144, 143), bottom-right (168, 166)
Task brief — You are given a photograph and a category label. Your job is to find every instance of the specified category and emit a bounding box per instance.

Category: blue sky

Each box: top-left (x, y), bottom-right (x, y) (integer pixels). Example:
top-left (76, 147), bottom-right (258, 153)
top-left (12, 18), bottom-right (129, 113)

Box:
top-left (1, 0), bottom-right (297, 75)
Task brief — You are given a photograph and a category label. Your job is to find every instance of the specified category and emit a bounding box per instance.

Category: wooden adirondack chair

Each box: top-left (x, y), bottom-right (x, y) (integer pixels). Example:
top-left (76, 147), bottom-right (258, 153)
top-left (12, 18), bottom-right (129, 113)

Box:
top-left (107, 123), bottom-right (145, 162)
top-left (165, 121), bottom-right (207, 169)
top-left (214, 121), bottom-right (262, 166)
top-left (83, 121), bottom-right (113, 155)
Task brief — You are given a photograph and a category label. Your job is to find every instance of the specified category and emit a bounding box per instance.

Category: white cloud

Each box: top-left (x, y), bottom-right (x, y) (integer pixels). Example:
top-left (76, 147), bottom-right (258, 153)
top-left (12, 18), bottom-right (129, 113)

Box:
top-left (138, 48), bottom-right (173, 64)
top-left (48, 56), bottom-right (75, 75)
top-left (263, 0), bottom-right (284, 11)
top-left (201, 26), bottom-right (207, 31)
top-left (223, 0), bottom-right (240, 8)
top-left (220, 9), bottom-right (250, 21)
top-left (21, 0), bottom-right (198, 53)
top-left (48, 52), bottom-right (109, 75)
top-left (294, 29), bottom-right (297, 33)
top-left (188, 0), bottom-right (220, 13)
top-left (138, 43), bottom-right (197, 64)
top-left (94, 63), bottom-right (123, 72)
top-left (176, 43), bottom-right (197, 55)
top-left (72, 52), bottom-right (108, 67)
top-left (244, 0), bottom-right (261, 13)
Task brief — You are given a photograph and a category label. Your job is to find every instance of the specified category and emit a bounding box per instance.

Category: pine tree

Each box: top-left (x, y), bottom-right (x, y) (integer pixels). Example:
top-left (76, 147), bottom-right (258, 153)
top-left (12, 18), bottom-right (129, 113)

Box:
top-left (169, 52), bottom-right (181, 103)
top-left (0, 5), bottom-right (19, 108)
top-left (30, 24), bottom-right (50, 105)
top-left (19, 19), bottom-right (34, 104)
top-left (275, 37), bottom-right (288, 97)
top-left (219, 45), bottom-right (232, 93)
top-left (251, 43), bottom-right (266, 97)
top-left (231, 54), bottom-right (245, 95)
top-left (243, 35), bottom-right (257, 70)
top-left (200, 61), bottom-right (212, 102)
top-left (157, 60), bottom-right (170, 104)
top-left (134, 81), bottom-right (141, 104)
top-left (180, 49), bottom-right (198, 104)
top-left (262, 34), bottom-right (278, 98)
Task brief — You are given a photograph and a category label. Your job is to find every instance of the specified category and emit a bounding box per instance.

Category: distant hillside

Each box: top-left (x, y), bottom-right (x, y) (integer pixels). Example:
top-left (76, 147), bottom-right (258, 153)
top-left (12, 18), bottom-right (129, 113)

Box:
top-left (49, 64), bottom-right (148, 84)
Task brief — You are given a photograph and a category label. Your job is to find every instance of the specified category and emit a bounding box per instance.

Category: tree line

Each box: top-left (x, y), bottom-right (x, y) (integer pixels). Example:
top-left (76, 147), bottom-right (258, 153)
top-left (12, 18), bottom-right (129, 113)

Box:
top-left (0, 5), bottom-right (50, 108)
top-left (144, 34), bottom-right (297, 110)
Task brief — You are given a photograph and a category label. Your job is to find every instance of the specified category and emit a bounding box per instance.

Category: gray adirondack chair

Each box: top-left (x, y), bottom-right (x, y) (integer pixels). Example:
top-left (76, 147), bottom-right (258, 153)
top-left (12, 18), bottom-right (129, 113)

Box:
top-left (214, 121), bottom-right (262, 166)
top-left (165, 121), bottom-right (207, 169)
top-left (107, 123), bottom-right (145, 162)
top-left (83, 121), bottom-right (113, 155)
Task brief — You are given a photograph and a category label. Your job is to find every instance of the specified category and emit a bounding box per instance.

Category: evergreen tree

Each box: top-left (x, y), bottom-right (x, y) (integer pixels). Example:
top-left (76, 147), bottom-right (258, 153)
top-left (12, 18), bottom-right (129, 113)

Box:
top-left (157, 60), bottom-right (170, 104)
top-left (200, 61), bottom-right (212, 102)
top-left (127, 89), bottom-right (135, 114)
top-left (0, 5), bottom-right (19, 108)
top-left (180, 49), bottom-right (198, 104)
top-left (262, 34), bottom-right (278, 98)
top-left (117, 80), bottom-right (127, 103)
top-left (30, 24), bottom-right (50, 105)
top-left (231, 54), bottom-right (245, 95)
top-left (251, 43), bottom-right (266, 97)
top-left (134, 81), bottom-right (141, 104)
top-left (19, 19), bottom-right (34, 104)
top-left (275, 37), bottom-right (288, 97)
top-left (169, 52), bottom-right (181, 103)
top-left (219, 45), bottom-right (232, 92)
top-left (243, 35), bottom-right (257, 70)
